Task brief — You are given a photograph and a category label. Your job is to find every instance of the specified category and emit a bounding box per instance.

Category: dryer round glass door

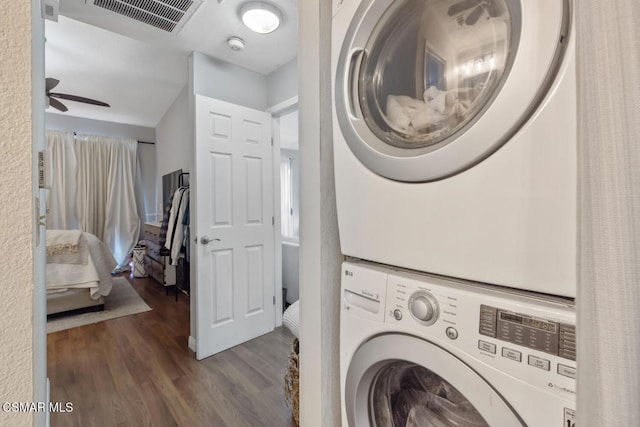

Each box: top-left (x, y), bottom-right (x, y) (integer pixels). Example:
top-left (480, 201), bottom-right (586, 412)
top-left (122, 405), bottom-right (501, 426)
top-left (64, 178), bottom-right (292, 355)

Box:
top-left (344, 334), bottom-right (524, 426)
top-left (335, 0), bottom-right (570, 182)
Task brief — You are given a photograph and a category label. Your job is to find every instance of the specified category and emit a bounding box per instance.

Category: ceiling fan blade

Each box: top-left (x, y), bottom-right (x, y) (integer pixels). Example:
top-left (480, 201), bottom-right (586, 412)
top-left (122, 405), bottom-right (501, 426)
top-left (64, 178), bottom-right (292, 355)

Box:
top-left (465, 5), bottom-right (484, 25)
top-left (48, 97), bottom-right (68, 112)
top-left (448, 0), bottom-right (480, 16)
top-left (49, 93), bottom-right (110, 108)
top-left (45, 77), bottom-right (60, 92)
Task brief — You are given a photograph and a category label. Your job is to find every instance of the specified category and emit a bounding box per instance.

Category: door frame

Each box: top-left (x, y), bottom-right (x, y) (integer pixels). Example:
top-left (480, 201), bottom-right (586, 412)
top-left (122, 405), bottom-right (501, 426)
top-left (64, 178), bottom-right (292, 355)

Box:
top-left (267, 95), bottom-right (299, 328)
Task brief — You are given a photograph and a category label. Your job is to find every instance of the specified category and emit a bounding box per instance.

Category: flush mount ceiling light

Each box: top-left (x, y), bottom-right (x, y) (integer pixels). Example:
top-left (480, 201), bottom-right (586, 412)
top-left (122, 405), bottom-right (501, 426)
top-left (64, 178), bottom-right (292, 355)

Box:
top-left (240, 2), bottom-right (282, 34)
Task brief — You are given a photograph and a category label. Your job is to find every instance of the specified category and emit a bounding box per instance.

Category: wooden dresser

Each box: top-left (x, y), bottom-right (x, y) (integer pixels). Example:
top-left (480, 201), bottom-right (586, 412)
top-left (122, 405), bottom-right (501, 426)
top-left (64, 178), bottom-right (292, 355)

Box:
top-left (143, 222), bottom-right (176, 287)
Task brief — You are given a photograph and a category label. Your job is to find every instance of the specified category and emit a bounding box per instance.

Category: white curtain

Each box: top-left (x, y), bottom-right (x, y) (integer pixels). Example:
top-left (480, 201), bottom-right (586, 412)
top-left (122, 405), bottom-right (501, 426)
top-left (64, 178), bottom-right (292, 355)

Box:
top-left (75, 134), bottom-right (141, 270)
top-left (281, 155), bottom-right (293, 238)
top-left (46, 130), bottom-right (142, 271)
top-left (46, 130), bottom-right (78, 229)
top-left (281, 150), bottom-right (300, 240)
top-left (576, 1), bottom-right (640, 425)
top-left (134, 145), bottom-right (147, 239)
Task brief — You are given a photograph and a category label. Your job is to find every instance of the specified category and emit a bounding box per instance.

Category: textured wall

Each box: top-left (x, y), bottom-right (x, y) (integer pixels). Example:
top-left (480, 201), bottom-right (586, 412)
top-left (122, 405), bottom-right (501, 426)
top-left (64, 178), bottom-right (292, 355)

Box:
top-left (0, 1), bottom-right (35, 426)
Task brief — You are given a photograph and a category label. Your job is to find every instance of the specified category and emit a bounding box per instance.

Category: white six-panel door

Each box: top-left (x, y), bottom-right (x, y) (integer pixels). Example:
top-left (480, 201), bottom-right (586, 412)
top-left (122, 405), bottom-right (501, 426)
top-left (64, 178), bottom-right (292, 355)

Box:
top-left (194, 95), bottom-right (275, 360)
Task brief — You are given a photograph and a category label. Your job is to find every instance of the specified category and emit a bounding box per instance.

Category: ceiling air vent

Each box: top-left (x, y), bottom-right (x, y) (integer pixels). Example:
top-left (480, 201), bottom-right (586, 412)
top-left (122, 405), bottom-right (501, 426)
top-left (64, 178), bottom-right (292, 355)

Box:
top-left (91, 0), bottom-right (202, 33)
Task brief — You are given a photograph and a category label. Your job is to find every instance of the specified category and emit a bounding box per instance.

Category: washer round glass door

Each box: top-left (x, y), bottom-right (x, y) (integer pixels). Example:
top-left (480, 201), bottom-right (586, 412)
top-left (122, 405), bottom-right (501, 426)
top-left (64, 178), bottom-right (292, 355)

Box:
top-left (335, 0), bottom-right (570, 182)
top-left (344, 334), bottom-right (524, 426)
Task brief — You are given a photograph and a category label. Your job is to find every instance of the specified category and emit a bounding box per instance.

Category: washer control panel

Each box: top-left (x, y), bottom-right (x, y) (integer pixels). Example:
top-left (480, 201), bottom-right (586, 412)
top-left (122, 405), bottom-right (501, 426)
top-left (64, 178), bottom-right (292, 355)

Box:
top-left (479, 305), bottom-right (576, 361)
top-left (346, 261), bottom-right (576, 404)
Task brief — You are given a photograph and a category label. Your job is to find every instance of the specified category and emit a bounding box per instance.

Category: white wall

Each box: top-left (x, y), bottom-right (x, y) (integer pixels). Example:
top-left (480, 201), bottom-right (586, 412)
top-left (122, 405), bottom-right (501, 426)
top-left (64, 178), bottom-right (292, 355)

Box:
top-left (267, 58), bottom-right (298, 109)
top-left (280, 110), bottom-right (299, 150)
top-left (191, 52), bottom-right (267, 111)
top-left (155, 85), bottom-right (192, 214)
top-left (137, 143), bottom-right (158, 221)
top-left (45, 113), bottom-right (159, 220)
top-left (45, 113), bottom-right (155, 141)
top-left (157, 53), bottom-right (276, 214)
top-left (298, 0), bottom-right (342, 425)
top-left (576, 1), bottom-right (640, 424)
top-left (282, 241), bottom-right (299, 303)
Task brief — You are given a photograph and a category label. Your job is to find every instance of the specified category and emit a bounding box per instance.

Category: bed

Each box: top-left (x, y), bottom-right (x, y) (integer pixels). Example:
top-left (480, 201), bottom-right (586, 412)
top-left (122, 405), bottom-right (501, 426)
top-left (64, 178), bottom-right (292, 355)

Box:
top-left (46, 230), bottom-right (117, 315)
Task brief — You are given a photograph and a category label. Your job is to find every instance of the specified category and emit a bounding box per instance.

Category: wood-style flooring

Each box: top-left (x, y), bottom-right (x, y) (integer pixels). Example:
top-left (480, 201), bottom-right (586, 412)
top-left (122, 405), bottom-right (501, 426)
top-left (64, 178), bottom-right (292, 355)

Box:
top-left (47, 273), bottom-right (297, 427)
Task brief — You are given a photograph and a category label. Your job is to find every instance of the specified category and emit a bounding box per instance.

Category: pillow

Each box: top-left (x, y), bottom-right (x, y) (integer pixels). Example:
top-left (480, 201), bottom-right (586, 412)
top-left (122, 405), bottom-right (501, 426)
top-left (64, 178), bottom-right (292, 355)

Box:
top-left (283, 300), bottom-right (300, 339)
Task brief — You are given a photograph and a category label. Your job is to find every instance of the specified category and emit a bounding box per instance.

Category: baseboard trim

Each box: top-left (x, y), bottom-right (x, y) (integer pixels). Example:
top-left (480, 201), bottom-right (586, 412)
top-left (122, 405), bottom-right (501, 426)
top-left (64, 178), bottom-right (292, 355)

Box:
top-left (188, 335), bottom-right (196, 353)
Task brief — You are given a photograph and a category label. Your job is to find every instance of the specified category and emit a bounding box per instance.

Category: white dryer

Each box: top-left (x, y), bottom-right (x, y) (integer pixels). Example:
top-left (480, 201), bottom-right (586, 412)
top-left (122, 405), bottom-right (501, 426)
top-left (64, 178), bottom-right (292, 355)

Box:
top-left (332, 0), bottom-right (577, 297)
top-left (340, 261), bottom-right (576, 427)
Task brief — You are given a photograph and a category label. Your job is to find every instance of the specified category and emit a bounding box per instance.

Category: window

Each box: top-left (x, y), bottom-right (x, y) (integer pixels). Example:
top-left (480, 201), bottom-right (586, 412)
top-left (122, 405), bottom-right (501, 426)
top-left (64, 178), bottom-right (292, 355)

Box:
top-left (280, 149), bottom-right (299, 240)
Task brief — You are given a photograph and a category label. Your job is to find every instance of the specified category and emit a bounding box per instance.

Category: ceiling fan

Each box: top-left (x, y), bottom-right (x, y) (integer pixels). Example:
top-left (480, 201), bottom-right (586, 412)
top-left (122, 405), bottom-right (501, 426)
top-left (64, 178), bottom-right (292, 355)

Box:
top-left (46, 78), bottom-right (111, 112)
top-left (447, 0), bottom-right (506, 26)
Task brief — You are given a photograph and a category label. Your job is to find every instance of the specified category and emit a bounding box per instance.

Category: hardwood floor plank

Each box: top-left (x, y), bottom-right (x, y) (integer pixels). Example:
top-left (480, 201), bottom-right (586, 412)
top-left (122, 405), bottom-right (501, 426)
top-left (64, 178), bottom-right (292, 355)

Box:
top-left (47, 273), bottom-right (297, 427)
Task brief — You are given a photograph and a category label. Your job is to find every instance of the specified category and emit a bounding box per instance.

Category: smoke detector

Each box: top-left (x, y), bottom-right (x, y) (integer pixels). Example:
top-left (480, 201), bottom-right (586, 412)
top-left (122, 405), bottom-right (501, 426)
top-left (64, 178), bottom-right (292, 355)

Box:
top-left (227, 36), bottom-right (245, 52)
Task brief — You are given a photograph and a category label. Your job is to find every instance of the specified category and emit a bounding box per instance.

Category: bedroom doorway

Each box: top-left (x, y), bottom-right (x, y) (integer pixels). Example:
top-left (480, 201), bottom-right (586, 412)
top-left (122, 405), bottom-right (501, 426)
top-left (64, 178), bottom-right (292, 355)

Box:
top-left (42, 0), bottom-right (299, 362)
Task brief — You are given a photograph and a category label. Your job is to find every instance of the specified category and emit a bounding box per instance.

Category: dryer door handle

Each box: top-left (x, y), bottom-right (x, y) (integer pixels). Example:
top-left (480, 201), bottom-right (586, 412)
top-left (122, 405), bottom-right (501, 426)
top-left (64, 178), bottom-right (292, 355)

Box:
top-left (347, 48), bottom-right (365, 119)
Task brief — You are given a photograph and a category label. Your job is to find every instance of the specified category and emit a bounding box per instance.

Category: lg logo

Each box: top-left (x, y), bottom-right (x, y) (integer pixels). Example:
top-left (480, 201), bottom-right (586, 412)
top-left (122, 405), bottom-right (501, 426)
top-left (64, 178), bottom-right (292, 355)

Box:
top-left (345, 270), bottom-right (353, 277)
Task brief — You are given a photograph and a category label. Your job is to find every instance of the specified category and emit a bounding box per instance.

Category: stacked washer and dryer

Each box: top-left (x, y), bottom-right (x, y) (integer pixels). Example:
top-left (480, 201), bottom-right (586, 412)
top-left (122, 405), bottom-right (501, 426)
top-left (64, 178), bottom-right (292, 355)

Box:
top-left (332, 0), bottom-right (577, 426)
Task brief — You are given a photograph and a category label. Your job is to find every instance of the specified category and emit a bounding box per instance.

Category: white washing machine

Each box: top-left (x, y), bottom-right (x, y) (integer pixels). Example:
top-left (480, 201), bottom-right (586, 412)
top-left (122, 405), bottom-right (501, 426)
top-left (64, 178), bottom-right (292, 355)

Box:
top-left (332, 0), bottom-right (577, 297)
top-left (340, 261), bottom-right (576, 427)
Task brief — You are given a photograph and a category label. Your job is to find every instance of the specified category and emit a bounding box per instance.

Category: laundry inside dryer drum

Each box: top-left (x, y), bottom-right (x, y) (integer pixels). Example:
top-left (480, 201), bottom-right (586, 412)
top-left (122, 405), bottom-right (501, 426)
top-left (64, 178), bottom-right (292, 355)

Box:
top-left (359, 0), bottom-right (515, 150)
top-left (369, 361), bottom-right (488, 427)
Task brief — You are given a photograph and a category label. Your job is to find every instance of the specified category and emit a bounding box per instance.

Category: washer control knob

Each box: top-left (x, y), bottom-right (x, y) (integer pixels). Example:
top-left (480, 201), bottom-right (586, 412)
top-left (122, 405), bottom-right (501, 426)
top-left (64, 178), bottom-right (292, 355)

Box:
top-left (410, 297), bottom-right (433, 321)
top-left (408, 291), bottom-right (439, 326)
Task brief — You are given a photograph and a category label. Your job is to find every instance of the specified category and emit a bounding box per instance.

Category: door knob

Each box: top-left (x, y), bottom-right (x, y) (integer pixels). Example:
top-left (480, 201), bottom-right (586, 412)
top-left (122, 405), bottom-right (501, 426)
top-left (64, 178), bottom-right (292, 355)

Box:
top-left (200, 236), bottom-right (220, 245)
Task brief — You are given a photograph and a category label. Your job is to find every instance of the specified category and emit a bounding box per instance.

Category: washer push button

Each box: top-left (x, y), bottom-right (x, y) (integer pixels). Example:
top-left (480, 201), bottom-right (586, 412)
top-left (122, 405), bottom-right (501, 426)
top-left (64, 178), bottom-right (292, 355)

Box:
top-left (557, 364), bottom-right (576, 379)
top-left (478, 340), bottom-right (496, 354)
top-left (528, 355), bottom-right (551, 371)
top-left (445, 327), bottom-right (458, 340)
top-left (501, 347), bottom-right (522, 362)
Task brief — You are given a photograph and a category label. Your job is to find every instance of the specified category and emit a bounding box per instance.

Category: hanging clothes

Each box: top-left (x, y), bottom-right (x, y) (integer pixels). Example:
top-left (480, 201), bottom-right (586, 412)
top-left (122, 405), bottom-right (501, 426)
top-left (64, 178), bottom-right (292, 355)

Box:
top-left (164, 187), bottom-right (186, 254)
top-left (182, 199), bottom-right (191, 263)
top-left (158, 201), bottom-right (173, 256)
top-left (170, 188), bottom-right (189, 265)
top-left (164, 186), bottom-right (190, 265)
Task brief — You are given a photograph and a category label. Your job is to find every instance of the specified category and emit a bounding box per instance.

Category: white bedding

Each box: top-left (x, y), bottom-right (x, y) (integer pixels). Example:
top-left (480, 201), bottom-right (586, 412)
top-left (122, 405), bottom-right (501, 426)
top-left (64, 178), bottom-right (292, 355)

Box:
top-left (283, 300), bottom-right (300, 339)
top-left (46, 231), bottom-right (116, 300)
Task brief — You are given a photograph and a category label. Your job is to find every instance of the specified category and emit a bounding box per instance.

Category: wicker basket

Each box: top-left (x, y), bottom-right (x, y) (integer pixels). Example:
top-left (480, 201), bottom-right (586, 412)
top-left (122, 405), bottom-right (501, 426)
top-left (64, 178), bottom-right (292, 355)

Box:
top-left (284, 338), bottom-right (300, 425)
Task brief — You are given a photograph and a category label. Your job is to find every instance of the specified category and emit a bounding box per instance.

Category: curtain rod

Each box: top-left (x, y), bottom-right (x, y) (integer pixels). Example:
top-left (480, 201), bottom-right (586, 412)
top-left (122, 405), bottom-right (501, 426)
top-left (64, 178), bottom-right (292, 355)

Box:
top-left (69, 132), bottom-right (155, 145)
